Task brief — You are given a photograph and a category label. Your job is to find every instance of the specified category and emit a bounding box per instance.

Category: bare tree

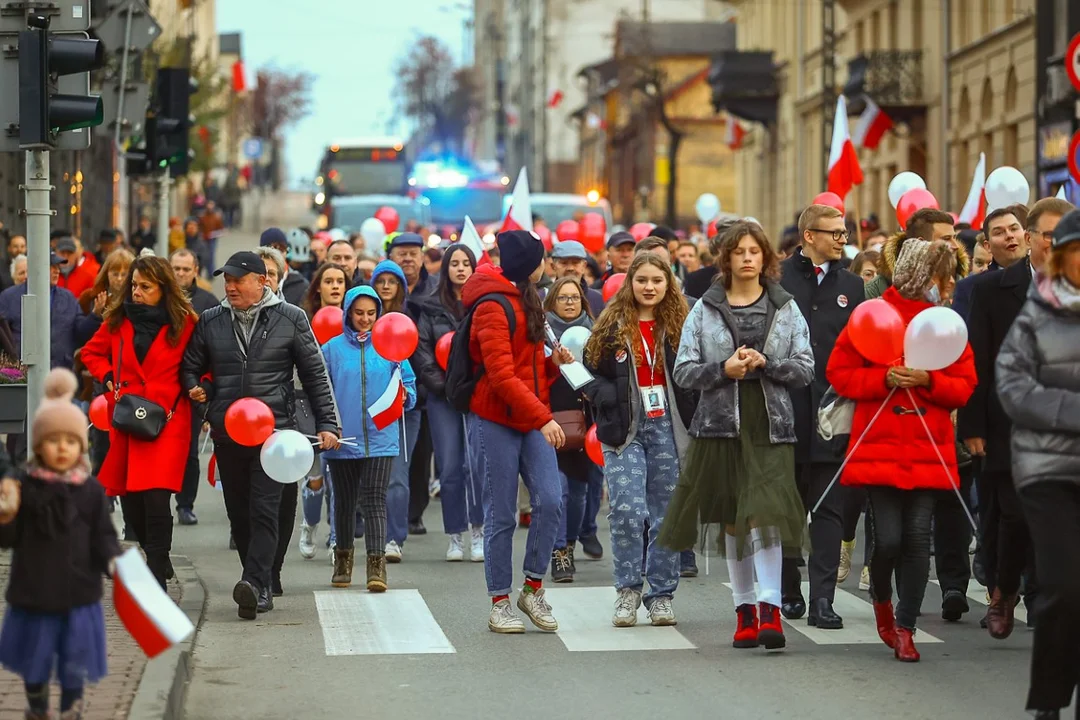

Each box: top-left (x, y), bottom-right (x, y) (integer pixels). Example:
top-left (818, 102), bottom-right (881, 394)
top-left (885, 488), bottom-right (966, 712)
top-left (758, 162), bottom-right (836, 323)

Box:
top-left (392, 36), bottom-right (478, 154)
top-left (248, 66), bottom-right (315, 140)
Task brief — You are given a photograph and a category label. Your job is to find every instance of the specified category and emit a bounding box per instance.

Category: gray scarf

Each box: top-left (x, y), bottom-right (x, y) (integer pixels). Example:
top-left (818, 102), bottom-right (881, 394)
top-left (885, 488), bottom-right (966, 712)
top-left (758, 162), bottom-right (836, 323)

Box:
top-left (226, 287), bottom-right (279, 348)
top-left (1051, 276), bottom-right (1080, 313)
top-left (545, 310), bottom-right (593, 343)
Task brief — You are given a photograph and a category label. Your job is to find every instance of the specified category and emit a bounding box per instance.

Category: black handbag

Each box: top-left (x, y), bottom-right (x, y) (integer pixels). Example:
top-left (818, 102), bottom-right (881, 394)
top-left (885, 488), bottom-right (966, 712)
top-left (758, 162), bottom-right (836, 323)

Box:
top-left (111, 338), bottom-right (180, 441)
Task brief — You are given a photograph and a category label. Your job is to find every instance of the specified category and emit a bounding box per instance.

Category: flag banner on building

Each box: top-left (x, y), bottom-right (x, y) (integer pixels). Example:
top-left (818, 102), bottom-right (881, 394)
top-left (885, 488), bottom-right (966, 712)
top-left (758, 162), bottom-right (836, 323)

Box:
top-left (231, 61), bottom-right (247, 93)
top-left (113, 548), bottom-right (194, 658)
top-left (852, 96), bottom-right (894, 150)
top-left (547, 88), bottom-right (565, 108)
top-left (725, 117), bottom-right (747, 150)
top-left (958, 152), bottom-right (986, 229)
top-left (827, 96), bottom-right (864, 201)
top-left (500, 168), bottom-right (534, 233)
top-left (369, 367), bottom-right (406, 430)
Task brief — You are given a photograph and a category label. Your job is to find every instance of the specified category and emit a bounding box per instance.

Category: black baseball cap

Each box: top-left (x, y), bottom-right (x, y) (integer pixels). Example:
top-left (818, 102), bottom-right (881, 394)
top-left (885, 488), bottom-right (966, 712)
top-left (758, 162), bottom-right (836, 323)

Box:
top-left (1053, 209), bottom-right (1080, 249)
top-left (214, 251), bottom-right (267, 277)
top-left (49, 252), bottom-right (64, 266)
top-left (607, 231), bottom-right (635, 249)
top-left (260, 227), bottom-right (288, 248)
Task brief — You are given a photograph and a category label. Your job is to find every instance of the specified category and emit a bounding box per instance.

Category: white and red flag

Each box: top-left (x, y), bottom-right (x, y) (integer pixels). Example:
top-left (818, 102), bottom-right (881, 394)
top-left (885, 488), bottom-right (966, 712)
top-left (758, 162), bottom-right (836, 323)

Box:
top-left (368, 366), bottom-right (406, 430)
top-left (725, 117), bottom-right (747, 150)
top-left (113, 548), bottom-right (194, 658)
top-left (852, 96), bottom-right (893, 150)
top-left (958, 152), bottom-right (986, 229)
top-left (499, 167), bottom-right (533, 233)
top-left (826, 96), bottom-right (864, 201)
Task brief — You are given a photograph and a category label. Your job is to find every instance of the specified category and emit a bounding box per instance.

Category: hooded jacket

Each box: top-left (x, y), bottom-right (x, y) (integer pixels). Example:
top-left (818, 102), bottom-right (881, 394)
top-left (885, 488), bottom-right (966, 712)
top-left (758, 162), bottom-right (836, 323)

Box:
top-left (321, 286), bottom-right (417, 459)
top-left (372, 260), bottom-right (426, 406)
top-left (864, 232), bottom-right (970, 299)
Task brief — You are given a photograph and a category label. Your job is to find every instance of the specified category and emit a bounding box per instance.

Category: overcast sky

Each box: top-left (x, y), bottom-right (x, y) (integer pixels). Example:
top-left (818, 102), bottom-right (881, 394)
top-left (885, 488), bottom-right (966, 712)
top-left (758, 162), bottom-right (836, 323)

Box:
top-left (217, 1), bottom-right (471, 188)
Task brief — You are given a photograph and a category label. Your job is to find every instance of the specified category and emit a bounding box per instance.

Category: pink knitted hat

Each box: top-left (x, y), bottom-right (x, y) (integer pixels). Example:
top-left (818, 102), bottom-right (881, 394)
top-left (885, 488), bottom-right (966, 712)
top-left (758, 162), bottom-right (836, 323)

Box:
top-left (31, 368), bottom-right (89, 453)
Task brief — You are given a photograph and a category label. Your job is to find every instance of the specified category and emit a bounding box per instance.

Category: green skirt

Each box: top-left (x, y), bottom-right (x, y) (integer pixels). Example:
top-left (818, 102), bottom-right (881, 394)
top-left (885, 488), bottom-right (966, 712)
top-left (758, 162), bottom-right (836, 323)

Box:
top-left (657, 380), bottom-right (809, 561)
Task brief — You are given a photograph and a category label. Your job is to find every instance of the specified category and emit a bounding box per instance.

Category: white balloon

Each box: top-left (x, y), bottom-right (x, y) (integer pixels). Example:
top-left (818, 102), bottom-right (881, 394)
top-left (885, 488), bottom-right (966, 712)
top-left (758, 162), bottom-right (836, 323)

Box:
top-left (903, 307), bottom-right (968, 371)
top-left (559, 326), bottom-right (592, 363)
top-left (260, 430), bottom-right (315, 484)
top-left (984, 166), bottom-right (1030, 211)
top-left (360, 217), bottom-right (387, 248)
top-left (888, 172), bottom-right (927, 209)
top-left (694, 193), bottom-right (721, 225)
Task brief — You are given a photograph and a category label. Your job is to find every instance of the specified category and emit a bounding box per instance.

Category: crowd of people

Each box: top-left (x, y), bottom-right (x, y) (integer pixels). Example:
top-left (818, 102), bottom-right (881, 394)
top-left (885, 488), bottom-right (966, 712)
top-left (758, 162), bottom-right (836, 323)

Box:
top-left (0, 189), bottom-right (1077, 719)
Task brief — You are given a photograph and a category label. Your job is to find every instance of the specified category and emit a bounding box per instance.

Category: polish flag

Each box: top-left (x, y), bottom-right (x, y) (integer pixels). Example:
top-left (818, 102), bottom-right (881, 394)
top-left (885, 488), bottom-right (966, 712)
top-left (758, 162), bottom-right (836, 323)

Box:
top-left (499, 167), bottom-right (533, 233)
top-left (826, 96), bottom-right (864, 201)
top-left (852, 96), bottom-right (893, 150)
top-left (231, 61), bottom-right (246, 93)
top-left (368, 367), bottom-right (406, 430)
top-left (113, 548), bottom-right (194, 658)
top-left (725, 117), bottom-right (747, 150)
top-left (460, 216), bottom-right (487, 264)
top-left (958, 152), bottom-right (986, 229)
top-left (206, 454), bottom-right (223, 491)
top-left (547, 88), bottom-right (565, 109)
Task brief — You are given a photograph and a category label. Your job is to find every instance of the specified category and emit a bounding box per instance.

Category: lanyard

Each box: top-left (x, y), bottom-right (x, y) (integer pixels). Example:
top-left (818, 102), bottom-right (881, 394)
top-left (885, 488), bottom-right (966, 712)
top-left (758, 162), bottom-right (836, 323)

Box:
top-left (639, 327), bottom-right (656, 387)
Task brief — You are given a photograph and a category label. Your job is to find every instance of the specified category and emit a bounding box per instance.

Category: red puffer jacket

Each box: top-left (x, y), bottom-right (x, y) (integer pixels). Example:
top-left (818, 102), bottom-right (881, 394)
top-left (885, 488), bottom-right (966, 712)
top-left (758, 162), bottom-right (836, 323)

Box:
top-left (464, 265), bottom-right (555, 433)
top-left (826, 287), bottom-right (977, 491)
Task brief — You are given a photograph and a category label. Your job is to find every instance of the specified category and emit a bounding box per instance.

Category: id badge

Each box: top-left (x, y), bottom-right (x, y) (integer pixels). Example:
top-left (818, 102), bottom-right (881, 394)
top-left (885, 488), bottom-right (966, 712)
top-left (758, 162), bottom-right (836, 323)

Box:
top-left (641, 385), bottom-right (666, 418)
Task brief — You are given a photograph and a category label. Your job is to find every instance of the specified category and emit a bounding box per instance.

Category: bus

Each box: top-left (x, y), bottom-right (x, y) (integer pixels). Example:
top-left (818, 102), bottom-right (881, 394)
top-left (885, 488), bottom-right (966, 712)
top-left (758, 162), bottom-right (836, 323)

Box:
top-left (409, 158), bottom-right (510, 227)
top-left (313, 137), bottom-right (412, 226)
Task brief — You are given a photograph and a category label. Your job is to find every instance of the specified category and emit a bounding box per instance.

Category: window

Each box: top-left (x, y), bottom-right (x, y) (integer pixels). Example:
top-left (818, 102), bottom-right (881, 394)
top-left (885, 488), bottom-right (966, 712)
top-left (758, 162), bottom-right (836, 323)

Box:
top-left (984, 131), bottom-right (995, 167)
top-left (1004, 124), bottom-right (1019, 167)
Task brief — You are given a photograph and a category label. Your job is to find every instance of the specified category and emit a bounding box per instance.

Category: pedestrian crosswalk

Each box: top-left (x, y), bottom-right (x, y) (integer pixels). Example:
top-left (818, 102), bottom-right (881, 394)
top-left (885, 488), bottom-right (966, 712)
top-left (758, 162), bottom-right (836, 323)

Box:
top-left (544, 587), bottom-right (697, 652)
top-left (315, 589), bottom-right (456, 655)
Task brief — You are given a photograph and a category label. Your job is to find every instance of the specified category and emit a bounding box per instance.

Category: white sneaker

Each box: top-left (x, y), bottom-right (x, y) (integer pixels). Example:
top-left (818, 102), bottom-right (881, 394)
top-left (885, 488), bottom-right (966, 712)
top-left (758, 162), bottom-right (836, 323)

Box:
top-left (429, 479), bottom-right (441, 498)
top-left (648, 596), bottom-right (677, 626)
top-left (470, 527), bottom-right (485, 563)
top-left (517, 587), bottom-right (558, 631)
top-left (488, 598), bottom-right (525, 634)
top-left (446, 534), bottom-right (465, 562)
top-left (612, 588), bottom-right (642, 627)
top-left (385, 540), bottom-right (403, 563)
top-left (298, 523), bottom-right (317, 559)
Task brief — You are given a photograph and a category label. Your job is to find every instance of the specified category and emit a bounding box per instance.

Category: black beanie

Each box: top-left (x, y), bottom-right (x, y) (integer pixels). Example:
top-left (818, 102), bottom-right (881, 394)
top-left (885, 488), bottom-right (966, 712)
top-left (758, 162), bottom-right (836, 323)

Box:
top-left (496, 230), bottom-right (545, 283)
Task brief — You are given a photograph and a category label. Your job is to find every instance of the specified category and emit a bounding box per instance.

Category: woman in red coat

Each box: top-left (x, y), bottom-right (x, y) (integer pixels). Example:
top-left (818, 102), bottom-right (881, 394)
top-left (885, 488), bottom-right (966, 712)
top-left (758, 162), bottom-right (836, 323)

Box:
top-left (826, 239), bottom-right (976, 663)
top-left (81, 255), bottom-right (197, 589)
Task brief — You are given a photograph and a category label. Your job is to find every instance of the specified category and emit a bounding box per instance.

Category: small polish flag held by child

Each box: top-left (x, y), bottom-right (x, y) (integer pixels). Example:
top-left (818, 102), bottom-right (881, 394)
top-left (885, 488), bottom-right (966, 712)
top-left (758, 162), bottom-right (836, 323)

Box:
top-left (369, 366), bottom-right (406, 431)
top-left (113, 548), bottom-right (194, 658)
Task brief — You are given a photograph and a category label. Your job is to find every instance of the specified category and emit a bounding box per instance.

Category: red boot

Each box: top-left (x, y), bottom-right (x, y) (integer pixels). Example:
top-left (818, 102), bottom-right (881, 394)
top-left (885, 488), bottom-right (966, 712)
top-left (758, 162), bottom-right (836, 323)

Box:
top-left (757, 602), bottom-right (786, 650)
top-left (732, 604), bottom-right (759, 648)
top-left (893, 627), bottom-right (920, 662)
top-left (873, 600), bottom-right (898, 649)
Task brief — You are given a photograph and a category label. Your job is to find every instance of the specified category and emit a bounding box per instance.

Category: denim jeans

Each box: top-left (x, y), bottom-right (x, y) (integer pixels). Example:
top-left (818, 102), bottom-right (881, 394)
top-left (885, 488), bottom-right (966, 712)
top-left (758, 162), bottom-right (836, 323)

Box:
top-left (387, 409), bottom-right (421, 546)
top-left (429, 396), bottom-right (482, 535)
top-left (602, 409), bottom-right (681, 604)
top-left (301, 455), bottom-right (336, 546)
top-left (581, 464), bottom-right (603, 538)
top-left (467, 414), bottom-right (562, 596)
top-left (866, 487), bottom-right (935, 630)
top-left (557, 470), bottom-right (589, 548)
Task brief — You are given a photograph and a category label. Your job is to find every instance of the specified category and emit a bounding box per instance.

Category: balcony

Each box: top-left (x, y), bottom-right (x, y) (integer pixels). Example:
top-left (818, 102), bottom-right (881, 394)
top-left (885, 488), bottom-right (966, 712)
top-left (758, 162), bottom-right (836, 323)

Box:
top-left (708, 51), bottom-right (780, 126)
top-left (843, 50), bottom-right (926, 121)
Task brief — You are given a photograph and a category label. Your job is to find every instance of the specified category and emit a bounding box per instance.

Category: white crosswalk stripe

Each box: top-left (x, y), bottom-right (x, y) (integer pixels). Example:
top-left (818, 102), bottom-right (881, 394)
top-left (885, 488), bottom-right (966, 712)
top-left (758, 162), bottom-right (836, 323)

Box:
top-left (315, 589), bottom-right (456, 655)
top-left (542, 587), bottom-right (697, 652)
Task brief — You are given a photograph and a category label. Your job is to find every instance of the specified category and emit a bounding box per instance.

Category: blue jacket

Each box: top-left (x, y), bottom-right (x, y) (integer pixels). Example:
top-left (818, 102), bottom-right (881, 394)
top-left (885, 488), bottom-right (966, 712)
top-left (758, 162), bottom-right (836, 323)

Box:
top-left (0, 283), bottom-right (101, 369)
top-left (321, 286), bottom-right (417, 459)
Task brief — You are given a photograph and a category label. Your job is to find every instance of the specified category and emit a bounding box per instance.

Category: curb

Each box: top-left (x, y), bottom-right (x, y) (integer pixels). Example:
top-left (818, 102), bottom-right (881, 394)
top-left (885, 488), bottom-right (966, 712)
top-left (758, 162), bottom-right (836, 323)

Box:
top-left (128, 555), bottom-right (207, 720)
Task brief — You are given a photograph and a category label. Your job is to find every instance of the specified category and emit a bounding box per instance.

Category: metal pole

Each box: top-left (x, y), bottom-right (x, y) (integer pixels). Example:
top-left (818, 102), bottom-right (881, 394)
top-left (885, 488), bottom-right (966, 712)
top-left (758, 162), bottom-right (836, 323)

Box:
top-left (21, 150), bottom-right (52, 457)
top-left (155, 167), bottom-right (170, 258)
top-left (112, 0), bottom-right (135, 238)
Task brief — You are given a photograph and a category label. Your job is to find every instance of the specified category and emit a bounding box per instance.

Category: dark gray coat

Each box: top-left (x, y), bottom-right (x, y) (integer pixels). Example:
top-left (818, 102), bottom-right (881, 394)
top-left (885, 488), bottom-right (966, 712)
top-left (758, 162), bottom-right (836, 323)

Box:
top-left (996, 277), bottom-right (1080, 490)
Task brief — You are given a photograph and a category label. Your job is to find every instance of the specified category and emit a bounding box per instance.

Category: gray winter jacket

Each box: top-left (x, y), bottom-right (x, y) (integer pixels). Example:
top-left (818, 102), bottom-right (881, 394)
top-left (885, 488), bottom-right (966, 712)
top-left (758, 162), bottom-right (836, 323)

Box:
top-left (996, 276), bottom-right (1080, 490)
top-left (673, 280), bottom-right (814, 443)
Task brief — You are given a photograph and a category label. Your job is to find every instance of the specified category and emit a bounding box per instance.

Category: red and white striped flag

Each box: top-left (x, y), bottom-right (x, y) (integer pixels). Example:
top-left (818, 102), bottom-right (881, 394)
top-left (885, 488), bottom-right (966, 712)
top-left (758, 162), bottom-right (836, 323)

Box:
top-left (499, 167), bottom-right (533, 233)
top-left (725, 117), bottom-right (747, 150)
top-left (958, 152), bottom-right (986, 229)
top-left (826, 96), bottom-right (864, 201)
top-left (368, 367), bottom-right (406, 430)
top-left (113, 548), bottom-right (194, 658)
top-left (852, 96), bottom-right (893, 150)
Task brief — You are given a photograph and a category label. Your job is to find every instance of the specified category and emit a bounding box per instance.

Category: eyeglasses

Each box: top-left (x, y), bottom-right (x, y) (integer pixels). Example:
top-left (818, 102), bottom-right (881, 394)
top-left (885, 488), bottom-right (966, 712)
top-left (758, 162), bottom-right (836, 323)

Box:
top-left (554, 295), bottom-right (582, 304)
top-left (809, 228), bottom-right (850, 242)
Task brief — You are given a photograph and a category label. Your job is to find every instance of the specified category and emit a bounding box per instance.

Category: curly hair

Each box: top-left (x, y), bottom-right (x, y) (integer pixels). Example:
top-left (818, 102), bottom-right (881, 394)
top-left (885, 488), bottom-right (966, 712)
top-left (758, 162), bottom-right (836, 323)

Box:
top-left (105, 255), bottom-right (196, 345)
top-left (714, 221), bottom-right (781, 288)
top-left (584, 252), bottom-right (687, 367)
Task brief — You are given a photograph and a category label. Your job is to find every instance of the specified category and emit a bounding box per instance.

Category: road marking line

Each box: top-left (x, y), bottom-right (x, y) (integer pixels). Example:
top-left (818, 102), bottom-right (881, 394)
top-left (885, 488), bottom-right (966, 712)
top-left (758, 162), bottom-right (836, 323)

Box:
top-left (315, 589), bottom-right (456, 655)
top-left (542, 587), bottom-right (697, 652)
top-left (928, 580), bottom-right (1028, 623)
top-left (723, 582), bottom-right (943, 645)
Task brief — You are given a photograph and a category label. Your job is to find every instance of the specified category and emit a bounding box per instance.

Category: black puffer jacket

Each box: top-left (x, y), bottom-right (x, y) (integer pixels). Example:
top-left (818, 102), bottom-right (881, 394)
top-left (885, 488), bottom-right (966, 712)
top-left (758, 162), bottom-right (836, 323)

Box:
top-left (180, 292), bottom-right (338, 443)
top-left (414, 294), bottom-right (461, 398)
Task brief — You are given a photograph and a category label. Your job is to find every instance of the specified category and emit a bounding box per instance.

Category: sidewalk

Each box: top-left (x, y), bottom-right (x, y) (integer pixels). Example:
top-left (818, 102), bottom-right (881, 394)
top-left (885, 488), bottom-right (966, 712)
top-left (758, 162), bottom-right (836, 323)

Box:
top-left (0, 551), bottom-right (183, 719)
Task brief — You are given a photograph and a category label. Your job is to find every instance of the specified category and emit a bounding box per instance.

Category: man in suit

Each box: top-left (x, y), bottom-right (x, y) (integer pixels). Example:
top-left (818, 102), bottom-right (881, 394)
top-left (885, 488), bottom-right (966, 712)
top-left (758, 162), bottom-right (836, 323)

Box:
top-left (958, 197), bottom-right (1073, 639)
top-left (779, 203), bottom-right (866, 629)
top-left (951, 204), bottom-right (1029, 320)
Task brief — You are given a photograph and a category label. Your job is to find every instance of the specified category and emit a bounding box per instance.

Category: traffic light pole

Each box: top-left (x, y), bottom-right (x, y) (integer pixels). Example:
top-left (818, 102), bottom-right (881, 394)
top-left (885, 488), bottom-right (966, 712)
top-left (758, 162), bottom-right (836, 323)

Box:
top-left (155, 166), bottom-right (171, 258)
top-left (21, 149), bottom-right (52, 455)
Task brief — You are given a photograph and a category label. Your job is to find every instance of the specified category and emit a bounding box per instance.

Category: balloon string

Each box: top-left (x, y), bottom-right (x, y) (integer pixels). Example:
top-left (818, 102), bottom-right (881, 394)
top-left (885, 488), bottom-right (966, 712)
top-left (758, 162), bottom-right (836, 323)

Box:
top-left (904, 388), bottom-right (978, 532)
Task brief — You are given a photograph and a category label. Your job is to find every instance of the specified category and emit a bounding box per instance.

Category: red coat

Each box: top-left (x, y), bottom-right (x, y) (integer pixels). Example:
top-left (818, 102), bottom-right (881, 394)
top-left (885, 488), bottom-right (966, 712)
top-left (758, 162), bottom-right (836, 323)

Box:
top-left (80, 315), bottom-right (196, 496)
top-left (826, 287), bottom-right (977, 491)
top-left (58, 252), bottom-right (101, 300)
top-left (464, 265), bottom-right (556, 433)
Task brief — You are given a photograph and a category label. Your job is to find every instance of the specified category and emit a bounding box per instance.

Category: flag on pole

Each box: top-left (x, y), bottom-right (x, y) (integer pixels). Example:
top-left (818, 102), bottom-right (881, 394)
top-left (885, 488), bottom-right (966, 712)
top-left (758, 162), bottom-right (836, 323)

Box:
top-left (113, 548), bottom-right (194, 658)
top-left (500, 167), bottom-right (533, 233)
top-left (826, 96), bottom-right (864, 201)
top-left (852, 96), bottom-right (894, 150)
top-left (460, 216), bottom-right (487, 262)
top-left (724, 117), bottom-right (747, 150)
top-left (231, 61), bottom-right (246, 93)
top-left (958, 152), bottom-right (987, 229)
top-left (368, 367), bottom-right (406, 430)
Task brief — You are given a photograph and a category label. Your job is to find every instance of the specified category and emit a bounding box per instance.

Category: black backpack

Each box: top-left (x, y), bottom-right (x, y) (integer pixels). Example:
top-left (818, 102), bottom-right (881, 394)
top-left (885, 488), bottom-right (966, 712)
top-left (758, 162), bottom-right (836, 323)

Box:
top-left (444, 293), bottom-right (517, 414)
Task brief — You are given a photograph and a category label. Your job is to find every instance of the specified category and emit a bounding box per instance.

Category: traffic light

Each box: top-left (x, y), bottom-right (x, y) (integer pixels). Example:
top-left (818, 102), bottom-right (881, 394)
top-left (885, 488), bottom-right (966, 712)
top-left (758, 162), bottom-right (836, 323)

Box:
top-left (152, 67), bottom-right (197, 175)
top-left (17, 15), bottom-right (105, 148)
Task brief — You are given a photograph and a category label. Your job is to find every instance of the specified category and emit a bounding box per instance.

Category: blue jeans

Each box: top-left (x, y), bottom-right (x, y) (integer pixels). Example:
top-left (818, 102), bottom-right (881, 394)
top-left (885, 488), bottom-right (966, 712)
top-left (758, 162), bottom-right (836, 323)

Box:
top-left (558, 470), bottom-right (589, 548)
top-left (301, 455), bottom-right (336, 545)
top-left (387, 409), bottom-right (421, 546)
top-left (602, 410), bottom-right (681, 604)
top-left (429, 396), bottom-right (482, 535)
top-left (467, 414), bottom-right (562, 596)
top-left (581, 464), bottom-right (603, 538)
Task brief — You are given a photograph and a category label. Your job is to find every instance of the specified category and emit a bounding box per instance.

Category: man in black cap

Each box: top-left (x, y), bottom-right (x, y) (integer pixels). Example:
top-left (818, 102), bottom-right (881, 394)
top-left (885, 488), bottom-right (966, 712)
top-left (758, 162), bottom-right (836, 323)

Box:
top-left (182, 251), bottom-right (340, 619)
top-left (593, 231), bottom-right (636, 289)
top-left (260, 227), bottom-right (309, 305)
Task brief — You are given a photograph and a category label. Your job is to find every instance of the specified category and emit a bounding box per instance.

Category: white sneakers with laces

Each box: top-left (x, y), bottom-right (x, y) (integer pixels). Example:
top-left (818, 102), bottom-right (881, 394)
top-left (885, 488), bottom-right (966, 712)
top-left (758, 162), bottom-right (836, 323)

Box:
top-left (470, 527), bottom-right (485, 562)
top-left (612, 588), bottom-right (642, 627)
top-left (298, 523), bottom-right (317, 559)
top-left (517, 587), bottom-right (558, 631)
top-left (648, 596), bottom-right (677, 626)
top-left (488, 598), bottom-right (525, 634)
top-left (446, 534), bottom-right (465, 562)
top-left (385, 540), bottom-right (403, 563)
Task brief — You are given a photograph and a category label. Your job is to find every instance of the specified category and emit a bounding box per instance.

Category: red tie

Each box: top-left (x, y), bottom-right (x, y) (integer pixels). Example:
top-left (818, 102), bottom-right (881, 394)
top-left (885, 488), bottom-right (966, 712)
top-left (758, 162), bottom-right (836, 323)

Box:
top-left (814, 267), bottom-right (824, 278)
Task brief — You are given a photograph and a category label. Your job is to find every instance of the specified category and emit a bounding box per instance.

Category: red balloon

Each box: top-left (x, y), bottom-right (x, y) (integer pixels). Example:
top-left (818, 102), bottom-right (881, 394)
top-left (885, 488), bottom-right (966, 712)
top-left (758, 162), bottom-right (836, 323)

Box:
top-left (534, 224), bottom-right (553, 251)
top-left (629, 222), bottom-right (655, 242)
top-left (602, 272), bottom-right (626, 302)
top-left (374, 206), bottom-right (400, 234)
top-left (435, 331), bottom-right (454, 370)
top-left (372, 312), bottom-right (419, 362)
top-left (848, 298), bottom-right (905, 366)
top-left (585, 425), bottom-right (604, 467)
top-left (812, 191), bottom-right (846, 214)
top-left (896, 188), bottom-right (939, 229)
top-left (225, 398), bottom-right (275, 447)
top-left (312, 306), bottom-right (343, 346)
top-left (555, 220), bottom-right (579, 242)
top-left (580, 213), bottom-right (606, 254)
top-left (89, 394), bottom-right (110, 431)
